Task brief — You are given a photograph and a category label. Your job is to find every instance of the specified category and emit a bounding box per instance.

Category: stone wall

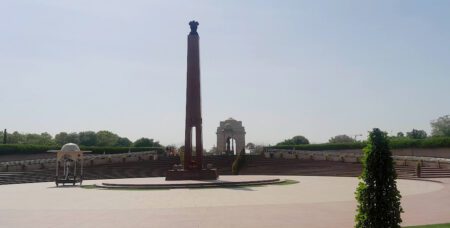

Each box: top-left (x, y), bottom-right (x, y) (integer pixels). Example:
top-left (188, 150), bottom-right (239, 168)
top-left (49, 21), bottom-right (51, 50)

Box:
top-left (0, 151), bottom-right (158, 172)
top-left (265, 148), bottom-right (450, 169)
top-left (268, 147), bottom-right (450, 158)
top-left (392, 148), bottom-right (450, 158)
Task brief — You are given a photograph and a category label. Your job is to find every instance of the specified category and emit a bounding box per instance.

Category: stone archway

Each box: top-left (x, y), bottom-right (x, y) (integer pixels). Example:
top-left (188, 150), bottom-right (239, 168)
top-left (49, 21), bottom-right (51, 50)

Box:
top-left (216, 118), bottom-right (246, 155)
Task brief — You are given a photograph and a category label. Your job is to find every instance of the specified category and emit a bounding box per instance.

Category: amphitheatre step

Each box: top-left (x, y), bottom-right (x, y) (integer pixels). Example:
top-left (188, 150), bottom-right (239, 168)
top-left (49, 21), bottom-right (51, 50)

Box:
top-left (96, 178), bottom-right (283, 190)
top-left (1, 156), bottom-right (449, 185)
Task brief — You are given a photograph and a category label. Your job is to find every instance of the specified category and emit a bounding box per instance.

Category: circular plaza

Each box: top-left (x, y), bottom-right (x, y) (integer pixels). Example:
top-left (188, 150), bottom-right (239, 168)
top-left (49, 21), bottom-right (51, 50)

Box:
top-left (0, 175), bottom-right (449, 228)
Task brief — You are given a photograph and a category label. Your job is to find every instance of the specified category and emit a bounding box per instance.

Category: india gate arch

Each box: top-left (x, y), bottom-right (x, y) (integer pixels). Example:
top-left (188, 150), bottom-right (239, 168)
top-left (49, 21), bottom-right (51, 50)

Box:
top-left (216, 118), bottom-right (246, 155)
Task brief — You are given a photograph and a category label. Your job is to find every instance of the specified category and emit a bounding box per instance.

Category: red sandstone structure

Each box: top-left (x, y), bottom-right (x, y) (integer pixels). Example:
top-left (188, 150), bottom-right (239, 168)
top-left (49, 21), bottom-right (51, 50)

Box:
top-left (166, 21), bottom-right (218, 180)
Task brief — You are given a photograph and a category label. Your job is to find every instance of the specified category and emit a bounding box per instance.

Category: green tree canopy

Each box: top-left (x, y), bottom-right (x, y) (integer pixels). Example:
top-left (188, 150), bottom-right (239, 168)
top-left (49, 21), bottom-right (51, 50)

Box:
top-left (24, 133), bottom-right (53, 145)
top-left (406, 129), bottom-right (427, 139)
top-left (276, 135), bottom-right (309, 146)
top-left (95, 131), bottom-right (119, 146)
top-left (0, 130), bottom-right (162, 148)
top-left (55, 132), bottom-right (79, 145)
top-left (79, 131), bottom-right (97, 146)
top-left (355, 128), bottom-right (403, 228)
top-left (431, 115), bottom-right (450, 137)
top-left (133, 137), bottom-right (160, 147)
top-left (54, 132), bottom-right (67, 145)
top-left (116, 137), bottom-right (132, 147)
top-left (2, 129), bottom-right (6, 144)
top-left (328, 134), bottom-right (356, 144)
top-left (7, 131), bottom-right (25, 144)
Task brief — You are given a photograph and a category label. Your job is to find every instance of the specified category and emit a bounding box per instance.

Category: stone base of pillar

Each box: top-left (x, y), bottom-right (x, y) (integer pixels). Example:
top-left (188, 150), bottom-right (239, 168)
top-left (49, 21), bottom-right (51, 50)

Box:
top-left (165, 169), bottom-right (218, 181)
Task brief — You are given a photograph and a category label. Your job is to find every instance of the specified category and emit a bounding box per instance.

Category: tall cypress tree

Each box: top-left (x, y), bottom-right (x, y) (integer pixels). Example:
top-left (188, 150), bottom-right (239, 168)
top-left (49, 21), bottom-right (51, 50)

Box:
top-left (355, 128), bottom-right (403, 228)
top-left (3, 129), bottom-right (6, 144)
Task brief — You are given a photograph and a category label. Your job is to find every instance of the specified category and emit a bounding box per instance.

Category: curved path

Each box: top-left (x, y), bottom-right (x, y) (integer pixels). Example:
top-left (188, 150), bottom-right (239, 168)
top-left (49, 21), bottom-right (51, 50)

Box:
top-left (0, 175), bottom-right (449, 227)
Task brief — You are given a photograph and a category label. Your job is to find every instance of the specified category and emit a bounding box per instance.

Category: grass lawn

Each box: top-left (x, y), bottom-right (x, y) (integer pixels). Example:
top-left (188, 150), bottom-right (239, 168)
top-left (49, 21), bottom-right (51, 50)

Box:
top-left (405, 223), bottom-right (450, 228)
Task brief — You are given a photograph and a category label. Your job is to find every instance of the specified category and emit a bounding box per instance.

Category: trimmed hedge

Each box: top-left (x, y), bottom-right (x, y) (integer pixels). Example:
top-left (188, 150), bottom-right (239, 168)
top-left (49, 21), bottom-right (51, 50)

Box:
top-left (0, 144), bottom-right (164, 156)
top-left (268, 142), bottom-right (366, 151)
top-left (267, 137), bottom-right (450, 151)
top-left (390, 137), bottom-right (450, 149)
top-left (82, 146), bottom-right (164, 154)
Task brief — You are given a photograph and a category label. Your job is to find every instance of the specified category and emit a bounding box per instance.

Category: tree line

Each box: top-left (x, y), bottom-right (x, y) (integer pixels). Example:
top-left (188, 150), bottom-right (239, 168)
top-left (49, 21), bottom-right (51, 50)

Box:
top-left (0, 130), bottom-right (161, 148)
top-left (277, 114), bottom-right (450, 145)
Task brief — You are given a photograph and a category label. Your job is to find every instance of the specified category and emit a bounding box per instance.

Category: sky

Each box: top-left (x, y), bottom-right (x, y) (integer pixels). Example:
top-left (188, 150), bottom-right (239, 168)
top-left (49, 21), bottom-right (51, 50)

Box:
top-left (1, 0), bottom-right (449, 149)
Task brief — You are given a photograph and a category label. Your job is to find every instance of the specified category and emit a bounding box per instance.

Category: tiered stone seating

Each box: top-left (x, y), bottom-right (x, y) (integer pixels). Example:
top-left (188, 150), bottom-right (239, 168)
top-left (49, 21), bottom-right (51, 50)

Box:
top-left (420, 167), bottom-right (450, 178)
top-left (241, 156), bottom-right (363, 177)
top-left (241, 156), bottom-right (450, 179)
top-left (1, 155), bottom-right (450, 185)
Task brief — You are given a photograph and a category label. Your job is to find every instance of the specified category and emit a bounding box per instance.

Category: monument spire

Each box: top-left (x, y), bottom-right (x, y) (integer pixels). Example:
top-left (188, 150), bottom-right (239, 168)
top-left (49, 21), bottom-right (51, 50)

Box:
top-left (184, 20), bottom-right (203, 170)
top-left (166, 21), bottom-right (217, 180)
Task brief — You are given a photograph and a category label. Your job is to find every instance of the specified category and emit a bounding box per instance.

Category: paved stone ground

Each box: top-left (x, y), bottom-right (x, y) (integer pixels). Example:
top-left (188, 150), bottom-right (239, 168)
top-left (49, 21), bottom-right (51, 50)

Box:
top-left (0, 175), bottom-right (449, 228)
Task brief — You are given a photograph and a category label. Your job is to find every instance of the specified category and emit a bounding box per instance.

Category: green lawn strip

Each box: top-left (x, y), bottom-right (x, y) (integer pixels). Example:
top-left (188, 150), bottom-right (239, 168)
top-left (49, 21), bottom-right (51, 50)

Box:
top-left (405, 223), bottom-right (450, 228)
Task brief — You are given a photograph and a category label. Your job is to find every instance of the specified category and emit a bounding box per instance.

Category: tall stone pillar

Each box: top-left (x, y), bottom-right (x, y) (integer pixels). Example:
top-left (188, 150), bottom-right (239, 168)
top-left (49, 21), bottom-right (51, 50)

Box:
top-left (184, 21), bottom-right (203, 170)
top-left (166, 21), bottom-right (217, 180)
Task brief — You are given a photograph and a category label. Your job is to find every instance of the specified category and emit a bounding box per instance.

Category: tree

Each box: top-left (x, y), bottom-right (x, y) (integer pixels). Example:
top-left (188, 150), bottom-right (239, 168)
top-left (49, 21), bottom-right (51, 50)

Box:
top-left (55, 132), bottom-right (79, 145)
top-left (79, 131), bottom-right (97, 146)
top-left (24, 132), bottom-right (53, 145)
top-left (96, 131), bottom-right (119, 146)
top-left (55, 132), bottom-right (68, 145)
top-left (329, 135), bottom-right (356, 144)
top-left (40, 133), bottom-right (53, 145)
top-left (178, 146), bottom-right (185, 164)
top-left (291, 135), bottom-right (309, 144)
top-left (431, 115), bottom-right (450, 137)
top-left (24, 134), bottom-right (40, 144)
top-left (406, 129), bottom-right (427, 139)
top-left (396, 132), bottom-right (404, 138)
top-left (133, 137), bottom-right (159, 147)
top-left (355, 128), bottom-right (402, 228)
top-left (2, 129), bottom-right (6, 144)
top-left (116, 137), bottom-right (132, 147)
top-left (7, 131), bottom-right (25, 144)
top-left (276, 135), bottom-right (309, 146)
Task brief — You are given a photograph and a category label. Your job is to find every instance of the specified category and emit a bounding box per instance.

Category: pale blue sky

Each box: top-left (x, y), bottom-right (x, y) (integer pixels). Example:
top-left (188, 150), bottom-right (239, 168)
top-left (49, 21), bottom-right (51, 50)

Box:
top-left (1, 1), bottom-right (449, 148)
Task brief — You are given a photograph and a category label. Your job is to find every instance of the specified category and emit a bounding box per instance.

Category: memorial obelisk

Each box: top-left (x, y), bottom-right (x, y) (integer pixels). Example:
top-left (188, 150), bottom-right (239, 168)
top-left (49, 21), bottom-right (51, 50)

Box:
top-left (184, 20), bottom-right (203, 170)
top-left (166, 21), bottom-right (218, 180)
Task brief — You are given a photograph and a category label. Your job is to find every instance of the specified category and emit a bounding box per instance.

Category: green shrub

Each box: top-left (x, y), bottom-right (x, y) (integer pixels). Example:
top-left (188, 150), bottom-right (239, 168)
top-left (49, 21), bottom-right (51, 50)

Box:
top-left (0, 144), bottom-right (59, 155)
top-left (355, 128), bottom-right (402, 228)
